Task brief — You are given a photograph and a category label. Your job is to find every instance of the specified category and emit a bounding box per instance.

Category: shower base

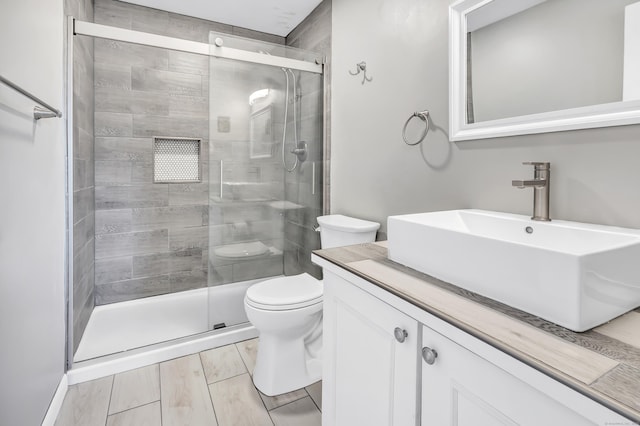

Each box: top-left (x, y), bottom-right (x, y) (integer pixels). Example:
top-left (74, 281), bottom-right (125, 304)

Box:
top-left (74, 278), bottom-right (270, 362)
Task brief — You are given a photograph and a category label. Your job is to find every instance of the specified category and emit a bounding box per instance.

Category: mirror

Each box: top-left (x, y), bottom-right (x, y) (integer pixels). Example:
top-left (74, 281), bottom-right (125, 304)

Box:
top-left (450, 0), bottom-right (640, 141)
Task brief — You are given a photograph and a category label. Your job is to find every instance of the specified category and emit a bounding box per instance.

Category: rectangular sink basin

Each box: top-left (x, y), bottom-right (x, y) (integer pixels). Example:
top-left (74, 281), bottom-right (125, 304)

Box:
top-left (387, 209), bottom-right (640, 331)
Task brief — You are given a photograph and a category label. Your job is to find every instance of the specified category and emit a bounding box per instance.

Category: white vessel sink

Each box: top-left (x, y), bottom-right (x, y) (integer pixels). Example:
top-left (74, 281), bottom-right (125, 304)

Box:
top-left (387, 209), bottom-right (640, 331)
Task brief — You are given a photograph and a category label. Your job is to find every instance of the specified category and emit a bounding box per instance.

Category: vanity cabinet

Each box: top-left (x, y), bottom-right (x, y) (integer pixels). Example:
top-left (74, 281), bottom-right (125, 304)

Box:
top-left (421, 326), bottom-right (592, 425)
top-left (320, 265), bottom-right (629, 426)
top-left (322, 270), bottom-right (419, 426)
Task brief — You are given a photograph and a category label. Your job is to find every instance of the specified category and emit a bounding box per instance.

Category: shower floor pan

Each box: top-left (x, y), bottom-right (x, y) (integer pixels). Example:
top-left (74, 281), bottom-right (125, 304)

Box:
top-left (74, 278), bottom-right (271, 362)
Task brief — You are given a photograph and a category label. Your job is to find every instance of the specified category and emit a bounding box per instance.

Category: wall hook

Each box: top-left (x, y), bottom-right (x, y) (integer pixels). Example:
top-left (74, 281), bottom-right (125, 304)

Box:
top-left (349, 61), bottom-right (373, 84)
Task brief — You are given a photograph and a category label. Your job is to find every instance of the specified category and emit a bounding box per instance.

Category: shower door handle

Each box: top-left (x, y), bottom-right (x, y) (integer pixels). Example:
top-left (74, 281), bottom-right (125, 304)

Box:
top-left (312, 162), bottom-right (316, 195)
top-left (220, 160), bottom-right (224, 200)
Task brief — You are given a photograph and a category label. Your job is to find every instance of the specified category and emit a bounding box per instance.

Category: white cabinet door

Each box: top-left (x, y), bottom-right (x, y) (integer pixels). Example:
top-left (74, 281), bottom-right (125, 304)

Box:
top-left (421, 326), bottom-right (595, 426)
top-left (323, 271), bottom-right (419, 426)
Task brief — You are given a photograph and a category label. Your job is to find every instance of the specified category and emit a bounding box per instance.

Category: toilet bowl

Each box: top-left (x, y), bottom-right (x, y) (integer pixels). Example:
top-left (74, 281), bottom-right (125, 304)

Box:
top-left (245, 273), bottom-right (323, 396)
top-left (244, 214), bottom-right (380, 396)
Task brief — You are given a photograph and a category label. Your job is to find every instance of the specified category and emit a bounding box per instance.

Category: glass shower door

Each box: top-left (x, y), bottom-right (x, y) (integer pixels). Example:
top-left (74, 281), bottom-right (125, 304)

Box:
top-left (206, 33), bottom-right (324, 330)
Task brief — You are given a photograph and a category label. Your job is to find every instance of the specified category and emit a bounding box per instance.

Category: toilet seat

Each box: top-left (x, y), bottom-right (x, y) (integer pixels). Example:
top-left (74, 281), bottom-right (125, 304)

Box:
top-left (245, 273), bottom-right (323, 311)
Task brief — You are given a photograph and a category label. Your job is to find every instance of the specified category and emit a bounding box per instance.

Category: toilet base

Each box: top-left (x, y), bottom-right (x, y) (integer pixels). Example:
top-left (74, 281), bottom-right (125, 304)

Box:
top-left (252, 325), bottom-right (322, 396)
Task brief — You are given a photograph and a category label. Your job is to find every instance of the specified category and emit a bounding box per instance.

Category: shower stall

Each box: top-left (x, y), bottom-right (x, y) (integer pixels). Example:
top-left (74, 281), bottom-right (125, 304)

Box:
top-left (67, 18), bottom-right (325, 367)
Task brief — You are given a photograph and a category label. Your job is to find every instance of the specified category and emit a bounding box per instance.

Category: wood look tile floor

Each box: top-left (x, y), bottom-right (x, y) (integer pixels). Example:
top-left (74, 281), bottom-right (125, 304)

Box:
top-left (56, 338), bottom-right (322, 426)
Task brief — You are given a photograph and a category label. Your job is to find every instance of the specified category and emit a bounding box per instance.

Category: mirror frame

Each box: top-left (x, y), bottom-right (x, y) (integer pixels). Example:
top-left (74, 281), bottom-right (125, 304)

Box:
top-left (449, 0), bottom-right (640, 142)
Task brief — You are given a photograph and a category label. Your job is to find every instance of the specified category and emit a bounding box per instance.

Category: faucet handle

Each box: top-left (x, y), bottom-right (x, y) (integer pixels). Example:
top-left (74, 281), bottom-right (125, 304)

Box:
top-left (523, 161), bottom-right (550, 170)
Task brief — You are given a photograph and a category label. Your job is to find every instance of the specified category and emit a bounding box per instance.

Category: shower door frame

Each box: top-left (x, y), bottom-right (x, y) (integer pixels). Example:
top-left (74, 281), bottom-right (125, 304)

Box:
top-left (65, 17), bottom-right (325, 370)
top-left (73, 20), bottom-right (323, 74)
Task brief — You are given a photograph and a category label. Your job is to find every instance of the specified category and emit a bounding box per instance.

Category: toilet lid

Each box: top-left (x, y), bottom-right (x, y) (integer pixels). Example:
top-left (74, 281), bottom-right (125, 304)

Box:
top-left (246, 273), bottom-right (323, 310)
top-left (317, 214), bottom-right (380, 233)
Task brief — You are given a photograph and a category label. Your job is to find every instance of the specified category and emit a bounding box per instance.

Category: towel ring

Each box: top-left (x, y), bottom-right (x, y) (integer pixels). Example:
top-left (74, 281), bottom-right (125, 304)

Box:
top-left (402, 110), bottom-right (430, 146)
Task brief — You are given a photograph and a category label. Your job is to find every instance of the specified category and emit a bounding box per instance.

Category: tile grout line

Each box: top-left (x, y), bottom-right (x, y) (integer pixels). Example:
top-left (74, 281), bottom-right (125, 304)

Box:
top-left (304, 387), bottom-right (319, 411)
top-left (158, 360), bottom-right (164, 426)
top-left (233, 341), bottom-right (275, 423)
top-left (304, 381), bottom-right (322, 412)
top-left (234, 341), bottom-right (252, 376)
top-left (106, 400), bottom-right (160, 419)
top-left (266, 407), bottom-right (277, 426)
top-left (308, 388), bottom-right (321, 413)
top-left (207, 370), bottom-right (248, 385)
top-left (204, 380), bottom-right (221, 426)
top-left (198, 350), bottom-right (221, 426)
top-left (256, 380), bottom-right (276, 425)
top-left (267, 394), bottom-right (315, 413)
top-left (104, 375), bottom-right (116, 426)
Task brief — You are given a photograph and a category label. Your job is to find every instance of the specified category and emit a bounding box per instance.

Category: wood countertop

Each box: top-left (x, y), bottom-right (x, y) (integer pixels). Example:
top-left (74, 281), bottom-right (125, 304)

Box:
top-left (313, 241), bottom-right (640, 424)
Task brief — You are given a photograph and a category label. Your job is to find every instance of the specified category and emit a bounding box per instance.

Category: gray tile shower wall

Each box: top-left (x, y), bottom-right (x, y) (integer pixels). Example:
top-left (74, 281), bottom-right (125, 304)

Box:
top-left (93, 0), bottom-right (286, 304)
top-left (284, 0), bottom-right (332, 279)
top-left (66, 0), bottom-right (95, 353)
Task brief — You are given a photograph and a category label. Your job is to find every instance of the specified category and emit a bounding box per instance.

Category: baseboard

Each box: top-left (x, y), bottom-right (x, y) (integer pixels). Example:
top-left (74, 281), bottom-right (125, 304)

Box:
top-left (41, 374), bottom-right (68, 426)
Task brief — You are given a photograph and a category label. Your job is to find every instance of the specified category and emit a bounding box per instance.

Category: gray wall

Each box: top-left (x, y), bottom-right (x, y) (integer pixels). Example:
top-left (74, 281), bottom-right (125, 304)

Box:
top-left (471, 0), bottom-right (633, 122)
top-left (331, 0), bottom-right (640, 235)
top-left (67, 0), bottom-right (95, 354)
top-left (93, 0), bottom-right (287, 304)
top-left (0, 1), bottom-right (66, 424)
top-left (284, 0), bottom-right (331, 279)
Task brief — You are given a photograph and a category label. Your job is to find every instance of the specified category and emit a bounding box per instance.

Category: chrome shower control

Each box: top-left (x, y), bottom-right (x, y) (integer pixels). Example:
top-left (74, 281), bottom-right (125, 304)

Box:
top-left (289, 141), bottom-right (308, 162)
top-left (422, 346), bottom-right (438, 365)
top-left (394, 327), bottom-right (408, 343)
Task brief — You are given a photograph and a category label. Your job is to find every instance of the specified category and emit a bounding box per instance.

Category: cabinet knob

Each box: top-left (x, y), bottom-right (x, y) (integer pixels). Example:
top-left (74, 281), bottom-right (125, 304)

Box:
top-left (394, 327), bottom-right (408, 343)
top-left (422, 346), bottom-right (438, 365)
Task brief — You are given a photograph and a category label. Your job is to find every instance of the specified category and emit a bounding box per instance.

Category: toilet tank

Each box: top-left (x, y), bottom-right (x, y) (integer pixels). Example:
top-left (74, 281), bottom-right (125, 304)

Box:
top-left (317, 215), bottom-right (380, 249)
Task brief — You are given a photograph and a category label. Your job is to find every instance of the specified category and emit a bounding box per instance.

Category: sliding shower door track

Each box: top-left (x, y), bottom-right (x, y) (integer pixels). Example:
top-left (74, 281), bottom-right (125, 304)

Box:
top-left (73, 19), bottom-right (323, 74)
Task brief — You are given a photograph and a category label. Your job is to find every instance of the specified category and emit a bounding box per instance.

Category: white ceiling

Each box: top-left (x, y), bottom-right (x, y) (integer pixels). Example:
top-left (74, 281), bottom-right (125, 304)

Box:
top-left (120, 0), bottom-right (323, 37)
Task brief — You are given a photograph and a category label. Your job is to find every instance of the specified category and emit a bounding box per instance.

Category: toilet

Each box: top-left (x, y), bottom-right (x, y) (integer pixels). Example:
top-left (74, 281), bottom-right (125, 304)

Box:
top-left (244, 214), bottom-right (380, 396)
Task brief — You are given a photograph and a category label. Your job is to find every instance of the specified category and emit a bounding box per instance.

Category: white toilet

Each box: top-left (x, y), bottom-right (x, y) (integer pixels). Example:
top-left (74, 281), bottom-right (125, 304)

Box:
top-left (244, 214), bottom-right (380, 396)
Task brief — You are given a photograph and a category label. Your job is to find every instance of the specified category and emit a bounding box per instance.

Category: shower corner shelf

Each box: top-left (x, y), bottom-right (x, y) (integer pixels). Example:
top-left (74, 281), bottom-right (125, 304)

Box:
top-left (209, 196), bottom-right (277, 205)
top-left (268, 201), bottom-right (304, 211)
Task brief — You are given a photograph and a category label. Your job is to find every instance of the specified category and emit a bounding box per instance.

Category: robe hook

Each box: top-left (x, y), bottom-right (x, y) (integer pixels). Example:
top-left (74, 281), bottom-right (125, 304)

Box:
top-left (349, 61), bottom-right (373, 84)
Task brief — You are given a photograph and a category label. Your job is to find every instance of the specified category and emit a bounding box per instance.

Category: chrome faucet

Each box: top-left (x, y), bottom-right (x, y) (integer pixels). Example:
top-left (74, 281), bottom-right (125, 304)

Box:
top-left (512, 162), bottom-right (551, 221)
